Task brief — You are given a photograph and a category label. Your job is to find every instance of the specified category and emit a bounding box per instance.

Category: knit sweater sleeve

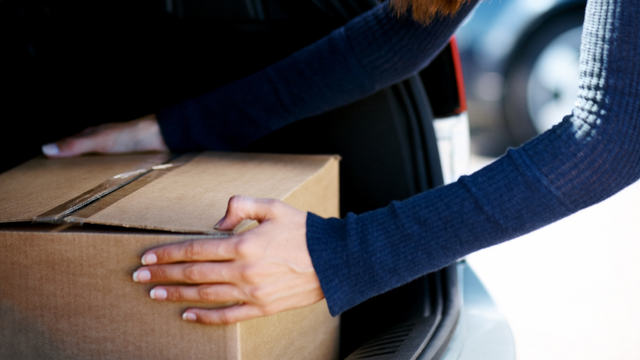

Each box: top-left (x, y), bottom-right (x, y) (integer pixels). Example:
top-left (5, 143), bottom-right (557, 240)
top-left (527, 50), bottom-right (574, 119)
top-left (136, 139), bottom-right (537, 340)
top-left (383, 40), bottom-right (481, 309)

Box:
top-left (307, 0), bottom-right (640, 316)
top-left (156, 0), bottom-right (479, 151)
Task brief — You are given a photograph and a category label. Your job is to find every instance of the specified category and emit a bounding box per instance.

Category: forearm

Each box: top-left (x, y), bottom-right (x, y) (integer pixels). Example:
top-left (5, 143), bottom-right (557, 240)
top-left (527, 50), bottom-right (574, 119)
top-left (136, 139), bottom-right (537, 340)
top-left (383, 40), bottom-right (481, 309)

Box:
top-left (157, 0), bottom-right (479, 152)
top-left (307, 144), bottom-right (576, 315)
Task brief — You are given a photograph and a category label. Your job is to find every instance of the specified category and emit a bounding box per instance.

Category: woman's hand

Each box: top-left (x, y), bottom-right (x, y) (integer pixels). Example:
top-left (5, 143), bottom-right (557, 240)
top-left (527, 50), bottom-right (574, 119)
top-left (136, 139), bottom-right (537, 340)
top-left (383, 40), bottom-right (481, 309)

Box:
top-left (132, 195), bottom-right (324, 324)
top-left (41, 114), bottom-right (169, 157)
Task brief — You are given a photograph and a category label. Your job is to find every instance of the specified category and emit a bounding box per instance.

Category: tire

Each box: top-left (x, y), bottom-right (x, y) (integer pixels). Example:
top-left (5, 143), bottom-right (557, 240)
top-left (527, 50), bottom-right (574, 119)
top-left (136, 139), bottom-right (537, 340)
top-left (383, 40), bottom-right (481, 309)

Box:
top-left (503, 9), bottom-right (585, 145)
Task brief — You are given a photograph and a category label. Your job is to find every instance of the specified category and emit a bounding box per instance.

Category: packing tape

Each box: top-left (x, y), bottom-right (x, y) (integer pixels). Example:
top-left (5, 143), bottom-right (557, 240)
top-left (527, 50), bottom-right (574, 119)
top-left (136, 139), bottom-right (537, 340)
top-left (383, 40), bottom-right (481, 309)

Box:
top-left (34, 153), bottom-right (197, 225)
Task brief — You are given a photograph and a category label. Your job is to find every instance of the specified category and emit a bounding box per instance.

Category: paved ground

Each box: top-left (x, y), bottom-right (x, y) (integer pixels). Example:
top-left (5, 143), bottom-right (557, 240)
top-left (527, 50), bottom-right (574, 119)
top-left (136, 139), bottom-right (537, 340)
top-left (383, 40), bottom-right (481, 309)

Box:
top-left (465, 154), bottom-right (640, 360)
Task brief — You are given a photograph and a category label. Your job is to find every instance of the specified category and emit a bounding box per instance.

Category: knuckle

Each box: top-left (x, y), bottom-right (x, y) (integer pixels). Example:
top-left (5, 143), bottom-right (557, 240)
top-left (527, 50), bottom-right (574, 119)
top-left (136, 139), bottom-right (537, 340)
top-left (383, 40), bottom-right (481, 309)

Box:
top-left (183, 264), bottom-right (204, 282)
top-left (196, 313), bottom-right (214, 325)
top-left (234, 238), bottom-right (255, 259)
top-left (198, 287), bottom-right (217, 301)
top-left (266, 199), bottom-right (286, 218)
top-left (217, 311), bottom-right (236, 325)
top-left (247, 286), bottom-right (267, 303)
top-left (251, 285), bottom-right (277, 305)
top-left (228, 195), bottom-right (244, 211)
top-left (218, 240), bottom-right (235, 259)
top-left (166, 287), bottom-right (181, 301)
top-left (238, 269), bottom-right (253, 284)
top-left (184, 242), bottom-right (203, 260)
top-left (239, 265), bottom-right (262, 285)
top-left (216, 266), bottom-right (230, 282)
top-left (154, 248), bottom-right (170, 262)
top-left (153, 266), bottom-right (168, 281)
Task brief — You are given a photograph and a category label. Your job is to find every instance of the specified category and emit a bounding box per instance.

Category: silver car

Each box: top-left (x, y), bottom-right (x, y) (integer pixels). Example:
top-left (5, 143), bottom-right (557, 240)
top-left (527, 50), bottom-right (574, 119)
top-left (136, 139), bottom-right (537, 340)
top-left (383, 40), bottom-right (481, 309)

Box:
top-left (456, 0), bottom-right (586, 148)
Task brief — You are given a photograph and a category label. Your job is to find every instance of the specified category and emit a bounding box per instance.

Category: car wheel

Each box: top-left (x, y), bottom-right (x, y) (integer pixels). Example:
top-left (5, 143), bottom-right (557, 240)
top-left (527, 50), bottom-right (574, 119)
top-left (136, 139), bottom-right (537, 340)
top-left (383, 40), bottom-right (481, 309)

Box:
top-left (503, 9), bottom-right (584, 145)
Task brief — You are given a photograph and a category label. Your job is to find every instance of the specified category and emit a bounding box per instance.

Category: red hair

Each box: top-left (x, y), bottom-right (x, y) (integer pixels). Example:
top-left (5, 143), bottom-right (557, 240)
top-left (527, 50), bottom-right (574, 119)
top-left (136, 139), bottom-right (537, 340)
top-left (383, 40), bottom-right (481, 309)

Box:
top-left (390, 0), bottom-right (468, 24)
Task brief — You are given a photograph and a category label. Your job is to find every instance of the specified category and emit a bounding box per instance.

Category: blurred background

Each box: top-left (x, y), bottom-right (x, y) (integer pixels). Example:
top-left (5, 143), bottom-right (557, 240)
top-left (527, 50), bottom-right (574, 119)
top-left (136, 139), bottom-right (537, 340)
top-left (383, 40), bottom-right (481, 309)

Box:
top-left (455, 1), bottom-right (640, 359)
top-left (455, 0), bottom-right (585, 156)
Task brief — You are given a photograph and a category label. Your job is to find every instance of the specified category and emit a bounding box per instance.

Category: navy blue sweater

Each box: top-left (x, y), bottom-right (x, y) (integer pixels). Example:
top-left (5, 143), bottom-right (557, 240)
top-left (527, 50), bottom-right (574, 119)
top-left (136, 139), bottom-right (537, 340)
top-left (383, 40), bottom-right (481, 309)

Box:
top-left (158, 0), bottom-right (640, 316)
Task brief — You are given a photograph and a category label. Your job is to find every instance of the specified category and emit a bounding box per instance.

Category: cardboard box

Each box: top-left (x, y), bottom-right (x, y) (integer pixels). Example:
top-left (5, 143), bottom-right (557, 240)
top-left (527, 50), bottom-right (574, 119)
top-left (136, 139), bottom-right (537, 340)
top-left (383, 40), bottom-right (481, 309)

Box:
top-left (0, 152), bottom-right (340, 360)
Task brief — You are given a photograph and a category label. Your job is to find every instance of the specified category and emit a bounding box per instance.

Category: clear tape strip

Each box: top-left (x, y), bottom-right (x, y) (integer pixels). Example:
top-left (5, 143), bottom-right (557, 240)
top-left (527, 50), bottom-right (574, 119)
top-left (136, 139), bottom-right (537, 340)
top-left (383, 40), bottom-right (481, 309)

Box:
top-left (34, 153), bottom-right (186, 224)
top-left (66, 154), bottom-right (197, 224)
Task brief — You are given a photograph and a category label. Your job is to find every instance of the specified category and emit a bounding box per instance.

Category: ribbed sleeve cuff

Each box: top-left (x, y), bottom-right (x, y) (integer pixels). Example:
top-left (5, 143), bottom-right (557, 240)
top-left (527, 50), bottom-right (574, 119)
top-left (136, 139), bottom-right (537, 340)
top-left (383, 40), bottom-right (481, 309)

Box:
top-left (306, 212), bottom-right (350, 316)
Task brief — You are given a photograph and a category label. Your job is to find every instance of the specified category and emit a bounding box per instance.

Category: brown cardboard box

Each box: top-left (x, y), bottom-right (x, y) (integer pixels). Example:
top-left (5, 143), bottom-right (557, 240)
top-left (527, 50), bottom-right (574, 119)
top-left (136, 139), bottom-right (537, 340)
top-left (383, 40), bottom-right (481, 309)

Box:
top-left (0, 152), bottom-right (340, 360)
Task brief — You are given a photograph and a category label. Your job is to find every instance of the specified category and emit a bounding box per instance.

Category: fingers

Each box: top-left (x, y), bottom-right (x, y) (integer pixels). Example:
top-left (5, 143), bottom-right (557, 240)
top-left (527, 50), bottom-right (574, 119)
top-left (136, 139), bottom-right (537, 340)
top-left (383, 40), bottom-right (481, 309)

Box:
top-left (41, 114), bottom-right (168, 158)
top-left (42, 124), bottom-right (119, 158)
top-left (42, 133), bottom-right (102, 157)
top-left (133, 262), bottom-right (243, 284)
top-left (215, 195), bottom-right (280, 230)
top-left (133, 197), bottom-right (317, 325)
top-left (149, 284), bottom-right (246, 303)
top-left (141, 239), bottom-right (237, 265)
top-left (183, 305), bottom-right (266, 325)
top-left (179, 287), bottom-right (325, 325)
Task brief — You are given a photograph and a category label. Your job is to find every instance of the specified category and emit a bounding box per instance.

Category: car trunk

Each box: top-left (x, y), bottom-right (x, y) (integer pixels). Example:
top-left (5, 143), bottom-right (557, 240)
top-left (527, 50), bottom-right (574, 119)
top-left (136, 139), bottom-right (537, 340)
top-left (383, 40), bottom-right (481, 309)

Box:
top-left (3, 0), bottom-right (465, 357)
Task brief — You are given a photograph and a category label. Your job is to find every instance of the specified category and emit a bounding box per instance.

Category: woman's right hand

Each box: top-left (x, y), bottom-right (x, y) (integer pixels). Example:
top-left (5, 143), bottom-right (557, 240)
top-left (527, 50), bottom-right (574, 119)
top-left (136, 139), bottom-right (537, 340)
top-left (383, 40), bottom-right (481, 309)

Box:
top-left (41, 114), bottom-right (169, 157)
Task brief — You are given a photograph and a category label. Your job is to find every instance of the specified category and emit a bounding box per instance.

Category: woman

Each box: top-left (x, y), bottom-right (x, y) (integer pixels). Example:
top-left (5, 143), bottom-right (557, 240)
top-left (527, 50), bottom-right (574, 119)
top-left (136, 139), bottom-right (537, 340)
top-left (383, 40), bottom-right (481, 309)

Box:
top-left (44, 0), bottom-right (640, 325)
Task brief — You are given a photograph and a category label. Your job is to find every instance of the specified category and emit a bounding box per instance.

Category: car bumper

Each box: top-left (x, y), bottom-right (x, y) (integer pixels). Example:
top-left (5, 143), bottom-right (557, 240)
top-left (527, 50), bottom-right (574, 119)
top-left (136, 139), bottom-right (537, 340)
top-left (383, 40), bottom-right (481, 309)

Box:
top-left (440, 261), bottom-right (515, 360)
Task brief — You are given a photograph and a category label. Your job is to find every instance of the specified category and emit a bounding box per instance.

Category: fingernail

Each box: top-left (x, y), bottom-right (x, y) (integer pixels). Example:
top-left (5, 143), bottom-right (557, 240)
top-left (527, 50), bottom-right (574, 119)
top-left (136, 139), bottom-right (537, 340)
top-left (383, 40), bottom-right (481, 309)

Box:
top-left (214, 216), bottom-right (226, 230)
top-left (182, 312), bottom-right (197, 321)
top-left (132, 269), bottom-right (151, 282)
top-left (150, 288), bottom-right (167, 300)
top-left (141, 253), bottom-right (157, 265)
top-left (42, 143), bottom-right (60, 156)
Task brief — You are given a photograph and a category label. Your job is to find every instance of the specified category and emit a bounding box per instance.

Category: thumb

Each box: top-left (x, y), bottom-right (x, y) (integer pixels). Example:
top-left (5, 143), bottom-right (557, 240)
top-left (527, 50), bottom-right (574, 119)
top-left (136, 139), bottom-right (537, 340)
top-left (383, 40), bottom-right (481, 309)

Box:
top-left (215, 196), bottom-right (278, 231)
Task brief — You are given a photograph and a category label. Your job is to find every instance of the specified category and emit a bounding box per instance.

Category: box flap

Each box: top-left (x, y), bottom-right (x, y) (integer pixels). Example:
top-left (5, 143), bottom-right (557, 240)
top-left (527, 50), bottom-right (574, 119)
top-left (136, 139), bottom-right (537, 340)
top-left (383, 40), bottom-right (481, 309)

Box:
top-left (79, 152), bottom-right (336, 233)
top-left (0, 154), bottom-right (169, 224)
top-left (0, 152), bottom-right (337, 234)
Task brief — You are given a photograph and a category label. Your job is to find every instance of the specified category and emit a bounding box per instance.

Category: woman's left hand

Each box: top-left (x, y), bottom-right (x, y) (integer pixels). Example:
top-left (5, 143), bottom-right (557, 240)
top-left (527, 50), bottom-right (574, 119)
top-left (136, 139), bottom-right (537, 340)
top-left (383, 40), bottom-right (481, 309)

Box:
top-left (132, 195), bottom-right (325, 324)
